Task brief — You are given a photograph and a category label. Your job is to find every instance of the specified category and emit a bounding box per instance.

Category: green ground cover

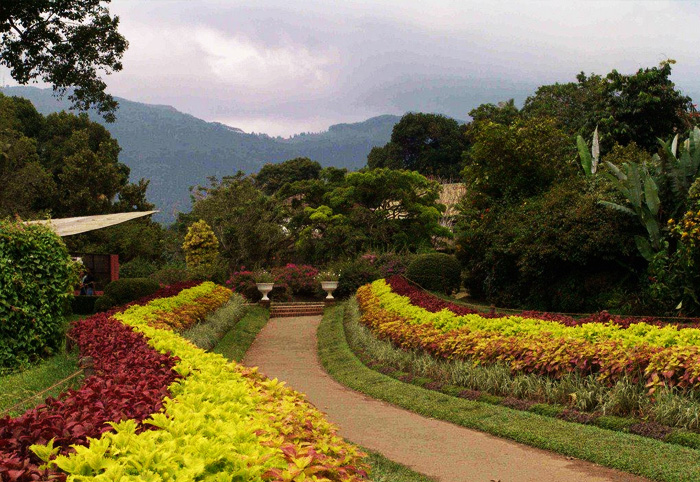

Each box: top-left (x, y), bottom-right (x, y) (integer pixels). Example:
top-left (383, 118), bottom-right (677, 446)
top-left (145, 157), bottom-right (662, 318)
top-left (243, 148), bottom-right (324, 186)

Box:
top-left (319, 301), bottom-right (700, 482)
top-left (0, 351), bottom-right (82, 417)
top-left (361, 448), bottom-right (435, 482)
top-left (0, 314), bottom-right (85, 417)
top-left (213, 306), bottom-right (269, 362)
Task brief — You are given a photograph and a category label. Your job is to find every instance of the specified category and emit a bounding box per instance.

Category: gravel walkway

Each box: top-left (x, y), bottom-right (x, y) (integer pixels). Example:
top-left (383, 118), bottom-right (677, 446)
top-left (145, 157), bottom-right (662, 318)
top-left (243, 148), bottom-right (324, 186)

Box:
top-left (244, 315), bottom-right (648, 482)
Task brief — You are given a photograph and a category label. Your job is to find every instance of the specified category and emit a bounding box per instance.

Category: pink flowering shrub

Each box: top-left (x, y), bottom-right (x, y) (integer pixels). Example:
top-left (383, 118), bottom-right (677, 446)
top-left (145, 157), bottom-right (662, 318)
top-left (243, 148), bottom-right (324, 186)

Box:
top-left (271, 264), bottom-right (319, 297)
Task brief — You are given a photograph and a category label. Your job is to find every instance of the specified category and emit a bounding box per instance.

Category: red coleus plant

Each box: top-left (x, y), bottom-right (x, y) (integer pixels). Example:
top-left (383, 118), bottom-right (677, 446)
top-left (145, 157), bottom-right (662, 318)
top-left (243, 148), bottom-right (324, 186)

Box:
top-left (0, 283), bottom-right (199, 482)
top-left (387, 276), bottom-right (700, 328)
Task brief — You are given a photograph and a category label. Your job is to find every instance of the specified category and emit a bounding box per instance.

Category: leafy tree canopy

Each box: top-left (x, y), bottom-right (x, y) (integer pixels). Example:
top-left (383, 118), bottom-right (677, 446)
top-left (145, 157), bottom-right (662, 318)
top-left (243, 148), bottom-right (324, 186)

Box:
top-left (296, 168), bottom-right (450, 262)
top-left (522, 61), bottom-right (697, 150)
top-left (0, 0), bottom-right (128, 121)
top-left (255, 157), bottom-right (322, 195)
top-left (367, 113), bottom-right (467, 180)
top-left (183, 173), bottom-right (290, 269)
top-left (462, 117), bottom-right (574, 207)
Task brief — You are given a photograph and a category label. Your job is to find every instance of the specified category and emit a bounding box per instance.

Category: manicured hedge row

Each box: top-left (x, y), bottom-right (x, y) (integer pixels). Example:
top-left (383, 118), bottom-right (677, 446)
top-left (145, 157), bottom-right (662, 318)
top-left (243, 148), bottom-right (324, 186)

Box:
top-left (0, 221), bottom-right (76, 369)
top-left (359, 279), bottom-right (700, 392)
top-left (388, 275), bottom-right (700, 328)
top-left (41, 283), bottom-right (368, 480)
top-left (0, 282), bottom-right (201, 481)
top-left (4, 282), bottom-right (369, 481)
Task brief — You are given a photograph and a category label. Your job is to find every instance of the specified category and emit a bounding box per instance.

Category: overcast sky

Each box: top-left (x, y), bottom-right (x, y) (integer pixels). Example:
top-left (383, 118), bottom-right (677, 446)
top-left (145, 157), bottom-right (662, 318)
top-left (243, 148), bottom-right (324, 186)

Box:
top-left (4, 0), bottom-right (700, 136)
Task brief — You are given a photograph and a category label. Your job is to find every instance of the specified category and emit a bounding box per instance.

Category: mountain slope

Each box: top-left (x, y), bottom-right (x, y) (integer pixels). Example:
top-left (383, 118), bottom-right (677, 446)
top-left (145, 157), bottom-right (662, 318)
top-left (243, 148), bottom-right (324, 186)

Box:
top-left (0, 86), bottom-right (398, 222)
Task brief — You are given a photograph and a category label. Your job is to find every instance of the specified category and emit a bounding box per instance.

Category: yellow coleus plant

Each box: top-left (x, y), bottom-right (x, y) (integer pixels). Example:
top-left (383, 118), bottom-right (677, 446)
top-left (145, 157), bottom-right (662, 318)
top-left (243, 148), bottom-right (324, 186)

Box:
top-left (369, 279), bottom-right (700, 349)
top-left (35, 282), bottom-right (368, 481)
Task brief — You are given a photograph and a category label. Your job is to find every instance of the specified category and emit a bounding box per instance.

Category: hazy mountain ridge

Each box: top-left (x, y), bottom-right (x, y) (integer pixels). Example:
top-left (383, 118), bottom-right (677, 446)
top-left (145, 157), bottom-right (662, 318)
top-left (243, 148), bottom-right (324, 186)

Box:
top-left (1, 86), bottom-right (400, 222)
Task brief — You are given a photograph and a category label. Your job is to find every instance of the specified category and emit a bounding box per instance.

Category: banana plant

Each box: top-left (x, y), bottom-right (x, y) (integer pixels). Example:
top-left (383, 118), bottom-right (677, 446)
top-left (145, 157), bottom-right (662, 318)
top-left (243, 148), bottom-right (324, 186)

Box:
top-left (577, 126), bottom-right (600, 176)
top-left (653, 126), bottom-right (700, 219)
top-left (601, 160), bottom-right (661, 261)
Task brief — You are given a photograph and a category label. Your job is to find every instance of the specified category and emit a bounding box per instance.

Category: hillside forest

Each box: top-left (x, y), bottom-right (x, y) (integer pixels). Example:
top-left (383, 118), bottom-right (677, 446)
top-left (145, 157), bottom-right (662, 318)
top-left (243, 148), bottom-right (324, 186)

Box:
top-left (2, 60), bottom-right (699, 316)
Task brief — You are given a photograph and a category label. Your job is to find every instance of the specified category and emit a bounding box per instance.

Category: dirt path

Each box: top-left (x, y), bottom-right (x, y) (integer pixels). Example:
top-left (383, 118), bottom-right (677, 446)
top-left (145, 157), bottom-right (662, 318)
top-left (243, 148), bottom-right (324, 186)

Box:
top-left (244, 316), bottom-right (648, 482)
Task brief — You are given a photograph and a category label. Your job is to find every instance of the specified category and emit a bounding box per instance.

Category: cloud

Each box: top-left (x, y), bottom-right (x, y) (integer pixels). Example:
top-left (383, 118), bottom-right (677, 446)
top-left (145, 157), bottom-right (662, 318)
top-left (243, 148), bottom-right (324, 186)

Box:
top-left (7, 0), bottom-right (700, 136)
top-left (193, 28), bottom-right (338, 93)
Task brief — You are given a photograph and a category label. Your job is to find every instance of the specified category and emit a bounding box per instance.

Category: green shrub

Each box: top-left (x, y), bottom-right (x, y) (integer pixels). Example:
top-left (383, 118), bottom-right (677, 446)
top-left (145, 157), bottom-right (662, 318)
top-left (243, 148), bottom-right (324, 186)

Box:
top-left (405, 253), bottom-right (461, 294)
top-left (594, 415), bottom-right (636, 432)
top-left (182, 220), bottom-right (219, 279)
top-left (119, 257), bottom-right (159, 278)
top-left (457, 181), bottom-right (638, 311)
top-left (150, 262), bottom-right (189, 285)
top-left (93, 295), bottom-right (116, 313)
top-left (665, 430), bottom-right (700, 449)
top-left (529, 403), bottom-right (565, 418)
top-left (71, 295), bottom-right (99, 315)
top-left (0, 221), bottom-right (77, 369)
top-left (103, 278), bottom-right (160, 306)
top-left (335, 258), bottom-right (381, 298)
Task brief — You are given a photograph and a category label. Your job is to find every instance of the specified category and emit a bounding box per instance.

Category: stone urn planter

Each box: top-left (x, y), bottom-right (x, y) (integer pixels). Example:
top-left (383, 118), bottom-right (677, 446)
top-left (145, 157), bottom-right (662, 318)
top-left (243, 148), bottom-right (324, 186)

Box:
top-left (321, 280), bottom-right (339, 300)
top-left (256, 282), bottom-right (274, 301)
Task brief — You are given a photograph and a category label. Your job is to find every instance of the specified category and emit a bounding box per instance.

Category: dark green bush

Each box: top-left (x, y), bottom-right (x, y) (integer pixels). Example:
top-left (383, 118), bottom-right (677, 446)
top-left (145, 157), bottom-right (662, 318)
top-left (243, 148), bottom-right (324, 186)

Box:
top-left (119, 257), bottom-right (159, 278)
top-left (150, 262), bottom-right (189, 285)
top-left (335, 258), bottom-right (381, 298)
top-left (405, 253), bottom-right (461, 294)
top-left (0, 221), bottom-right (77, 369)
top-left (457, 181), bottom-right (639, 311)
top-left (93, 295), bottom-right (116, 313)
top-left (103, 278), bottom-right (160, 306)
top-left (594, 415), bottom-right (636, 432)
top-left (528, 403), bottom-right (565, 418)
top-left (665, 430), bottom-right (700, 450)
top-left (71, 295), bottom-right (99, 315)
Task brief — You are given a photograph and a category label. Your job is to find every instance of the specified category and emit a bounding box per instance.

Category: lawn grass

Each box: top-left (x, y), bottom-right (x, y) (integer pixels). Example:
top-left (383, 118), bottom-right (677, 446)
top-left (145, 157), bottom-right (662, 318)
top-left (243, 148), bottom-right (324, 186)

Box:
top-left (0, 350), bottom-right (82, 417)
top-left (359, 446), bottom-right (435, 482)
top-left (319, 302), bottom-right (700, 482)
top-left (213, 306), bottom-right (269, 362)
top-left (0, 314), bottom-right (86, 417)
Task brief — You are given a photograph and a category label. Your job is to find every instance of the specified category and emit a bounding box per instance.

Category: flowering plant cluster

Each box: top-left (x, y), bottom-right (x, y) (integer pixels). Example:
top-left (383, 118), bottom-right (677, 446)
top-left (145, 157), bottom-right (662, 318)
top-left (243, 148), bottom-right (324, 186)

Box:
top-left (358, 278), bottom-right (700, 395)
top-left (317, 270), bottom-right (341, 282)
top-left (2, 282), bottom-right (368, 481)
top-left (271, 264), bottom-right (320, 295)
top-left (669, 206), bottom-right (700, 248)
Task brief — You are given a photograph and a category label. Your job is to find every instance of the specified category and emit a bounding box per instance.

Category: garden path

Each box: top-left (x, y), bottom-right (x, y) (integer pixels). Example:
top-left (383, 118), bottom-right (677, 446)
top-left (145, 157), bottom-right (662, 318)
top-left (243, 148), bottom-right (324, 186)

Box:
top-left (244, 315), bottom-right (648, 482)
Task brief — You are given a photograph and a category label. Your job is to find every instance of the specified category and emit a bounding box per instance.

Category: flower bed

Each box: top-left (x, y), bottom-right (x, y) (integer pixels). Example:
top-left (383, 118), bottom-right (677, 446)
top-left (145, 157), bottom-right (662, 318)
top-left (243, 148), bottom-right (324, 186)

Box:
top-left (3, 282), bottom-right (368, 481)
top-left (358, 279), bottom-right (700, 392)
top-left (388, 276), bottom-right (700, 328)
top-left (0, 282), bottom-right (200, 481)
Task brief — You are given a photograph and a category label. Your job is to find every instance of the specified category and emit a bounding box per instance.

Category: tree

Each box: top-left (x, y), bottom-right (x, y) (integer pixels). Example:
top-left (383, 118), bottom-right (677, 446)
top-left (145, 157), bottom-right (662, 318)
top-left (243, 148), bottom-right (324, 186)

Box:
top-left (367, 113), bottom-right (467, 179)
top-left (255, 157), bottom-right (322, 195)
top-left (0, 0), bottom-right (128, 121)
top-left (184, 173), bottom-right (290, 268)
top-left (522, 61), bottom-right (697, 151)
top-left (469, 99), bottom-right (520, 126)
top-left (462, 117), bottom-right (573, 207)
top-left (183, 220), bottom-right (219, 279)
top-left (296, 169), bottom-right (450, 262)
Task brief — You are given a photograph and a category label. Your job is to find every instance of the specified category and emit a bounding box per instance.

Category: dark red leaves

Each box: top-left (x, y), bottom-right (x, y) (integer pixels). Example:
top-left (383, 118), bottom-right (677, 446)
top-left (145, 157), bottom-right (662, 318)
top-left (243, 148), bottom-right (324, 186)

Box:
top-left (387, 276), bottom-right (700, 328)
top-left (0, 284), bottom-right (190, 481)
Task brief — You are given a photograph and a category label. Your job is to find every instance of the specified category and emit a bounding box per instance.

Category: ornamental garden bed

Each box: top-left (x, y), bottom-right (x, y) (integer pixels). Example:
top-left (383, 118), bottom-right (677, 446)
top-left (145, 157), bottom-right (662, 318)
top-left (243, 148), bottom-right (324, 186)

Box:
top-left (351, 276), bottom-right (700, 449)
top-left (0, 282), bottom-right (368, 481)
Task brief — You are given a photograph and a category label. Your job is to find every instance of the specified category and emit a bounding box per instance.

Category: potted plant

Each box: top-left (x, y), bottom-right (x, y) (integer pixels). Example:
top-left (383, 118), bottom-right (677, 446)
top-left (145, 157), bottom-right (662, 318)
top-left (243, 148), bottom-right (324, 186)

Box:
top-left (317, 270), bottom-right (340, 300)
top-left (254, 269), bottom-right (275, 302)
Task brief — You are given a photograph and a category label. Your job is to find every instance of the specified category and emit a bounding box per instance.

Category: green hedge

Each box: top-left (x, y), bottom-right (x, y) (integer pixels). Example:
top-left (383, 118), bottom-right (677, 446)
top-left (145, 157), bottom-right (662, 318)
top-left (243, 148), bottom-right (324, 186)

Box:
top-left (99, 278), bottom-right (160, 310)
top-left (405, 253), bottom-right (461, 294)
top-left (0, 221), bottom-right (76, 369)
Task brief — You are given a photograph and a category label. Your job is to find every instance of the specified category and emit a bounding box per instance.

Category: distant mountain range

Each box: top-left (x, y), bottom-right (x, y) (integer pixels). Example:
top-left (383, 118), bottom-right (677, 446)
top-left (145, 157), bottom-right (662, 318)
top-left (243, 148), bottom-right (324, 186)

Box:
top-left (1, 86), bottom-right (400, 222)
